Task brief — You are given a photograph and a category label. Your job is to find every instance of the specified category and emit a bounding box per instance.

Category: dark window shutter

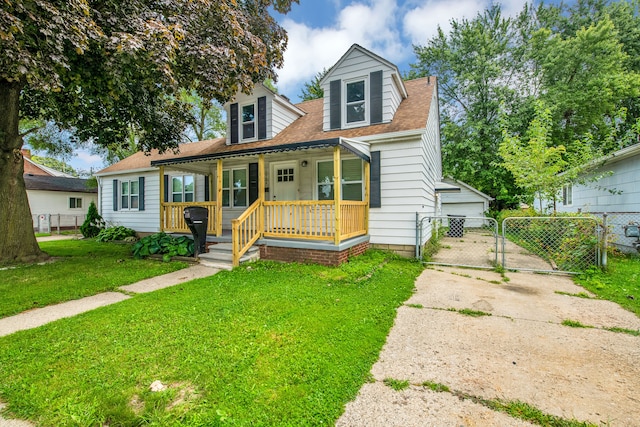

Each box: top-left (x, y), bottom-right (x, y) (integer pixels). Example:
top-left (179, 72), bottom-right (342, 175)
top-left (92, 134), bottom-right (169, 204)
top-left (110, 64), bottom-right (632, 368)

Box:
top-left (329, 79), bottom-right (341, 130)
top-left (370, 151), bottom-right (381, 208)
top-left (163, 174), bottom-right (169, 203)
top-left (230, 103), bottom-right (239, 144)
top-left (248, 163), bottom-right (259, 204)
top-left (112, 179), bottom-right (118, 211)
top-left (138, 177), bottom-right (145, 211)
top-left (370, 70), bottom-right (383, 124)
top-left (204, 175), bottom-right (210, 202)
top-left (257, 96), bottom-right (267, 140)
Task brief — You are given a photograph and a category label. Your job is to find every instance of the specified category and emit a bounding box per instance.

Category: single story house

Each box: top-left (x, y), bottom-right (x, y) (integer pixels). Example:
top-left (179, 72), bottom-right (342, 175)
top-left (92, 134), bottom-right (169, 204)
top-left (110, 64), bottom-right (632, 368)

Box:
top-left (554, 142), bottom-right (640, 252)
top-left (95, 44), bottom-right (442, 266)
top-left (439, 177), bottom-right (493, 226)
top-left (22, 150), bottom-right (98, 232)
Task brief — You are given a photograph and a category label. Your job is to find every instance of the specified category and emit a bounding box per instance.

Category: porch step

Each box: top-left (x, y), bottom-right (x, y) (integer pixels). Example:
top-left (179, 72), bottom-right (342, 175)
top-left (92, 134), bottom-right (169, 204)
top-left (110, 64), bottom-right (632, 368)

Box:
top-left (198, 243), bottom-right (260, 270)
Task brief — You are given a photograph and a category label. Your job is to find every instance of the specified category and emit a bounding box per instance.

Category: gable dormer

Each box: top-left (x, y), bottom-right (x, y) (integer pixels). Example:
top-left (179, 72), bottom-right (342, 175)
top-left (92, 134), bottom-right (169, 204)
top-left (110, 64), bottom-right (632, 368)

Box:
top-left (226, 84), bottom-right (305, 145)
top-left (320, 44), bottom-right (408, 132)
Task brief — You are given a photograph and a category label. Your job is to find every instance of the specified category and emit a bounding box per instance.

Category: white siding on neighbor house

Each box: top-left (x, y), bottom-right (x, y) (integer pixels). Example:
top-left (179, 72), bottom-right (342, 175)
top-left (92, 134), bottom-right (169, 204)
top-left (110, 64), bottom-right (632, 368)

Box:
top-left (322, 48), bottom-right (402, 131)
top-left (555, 151), bottom-right (640, 213)
top-left (28, 190), bottom-right (98, 216)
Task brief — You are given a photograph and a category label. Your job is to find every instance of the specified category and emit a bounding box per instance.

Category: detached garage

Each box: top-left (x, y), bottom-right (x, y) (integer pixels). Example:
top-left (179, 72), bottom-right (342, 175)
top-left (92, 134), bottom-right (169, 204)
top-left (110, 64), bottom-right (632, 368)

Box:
top-left (440, 177), bottom-right (492, 225)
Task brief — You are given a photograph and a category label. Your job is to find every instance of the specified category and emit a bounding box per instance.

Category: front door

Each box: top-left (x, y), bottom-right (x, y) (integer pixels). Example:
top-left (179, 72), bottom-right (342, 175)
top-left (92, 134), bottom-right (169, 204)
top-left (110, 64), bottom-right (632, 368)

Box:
top-left (271, 161), bottom-right (298, 201)
top-left (269, 161), bottom-right (298, 233)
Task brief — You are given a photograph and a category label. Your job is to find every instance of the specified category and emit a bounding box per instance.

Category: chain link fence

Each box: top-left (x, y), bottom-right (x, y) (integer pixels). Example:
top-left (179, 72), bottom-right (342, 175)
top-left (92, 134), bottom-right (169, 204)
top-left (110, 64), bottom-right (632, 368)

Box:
top-left (502, 217), bottom-right (600, 274)
top-left (418, 214), bottom-right (602, 274)
top-left (32, 213), bottom-right (86, 234)
top-left (418, 215), bottom-right (499, 269)
top-left (588, 212), bottom-right (640, 254)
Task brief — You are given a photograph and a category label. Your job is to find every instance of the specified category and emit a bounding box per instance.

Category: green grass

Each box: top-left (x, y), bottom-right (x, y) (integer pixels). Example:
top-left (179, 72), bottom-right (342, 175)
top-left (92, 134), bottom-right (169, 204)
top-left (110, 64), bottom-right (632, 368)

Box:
top-left (457, 308), bottom-right (492, 317)
top-left (0, 251), bottom-right (423, 426)
top-left (421, 381), bottom-right (450, 393)
top-left (0, 240), bottom-right (188, 318)
top-left (574, 255), bottom-right (640, 317)
top-left (383, 378), bottom-right (410, 391)
top-left (561, 319), bottom-right (592, 329)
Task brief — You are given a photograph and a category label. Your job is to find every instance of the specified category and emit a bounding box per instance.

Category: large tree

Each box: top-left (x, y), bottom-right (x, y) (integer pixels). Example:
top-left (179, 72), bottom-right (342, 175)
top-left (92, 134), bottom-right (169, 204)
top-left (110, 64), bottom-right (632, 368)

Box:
top-left (411, 5), bottom-right (536, 209)
top-left (0, 0), bottom-right (296, 264)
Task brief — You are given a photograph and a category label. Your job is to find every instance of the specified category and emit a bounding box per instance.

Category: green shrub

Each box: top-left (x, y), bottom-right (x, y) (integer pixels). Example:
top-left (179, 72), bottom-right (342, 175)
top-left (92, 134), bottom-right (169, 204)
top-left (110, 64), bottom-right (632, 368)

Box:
top-left (132, 233), bottom-right (195, 261)
top-left (96, 226), bottom-right (137, 242)
top-left (80, 201), bottom-right (105, 238)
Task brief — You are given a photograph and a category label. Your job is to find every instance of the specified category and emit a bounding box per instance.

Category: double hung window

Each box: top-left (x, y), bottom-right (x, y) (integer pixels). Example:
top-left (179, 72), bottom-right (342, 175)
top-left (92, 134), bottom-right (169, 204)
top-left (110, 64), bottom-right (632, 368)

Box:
top-left (316, 158), bottom-right (363, 201)
top-left (121, 180), bottom-right (139, 210)
top-left (172, 176), bottom-right (194, 202)
top-left (222, 168), bottom-right (248, 207)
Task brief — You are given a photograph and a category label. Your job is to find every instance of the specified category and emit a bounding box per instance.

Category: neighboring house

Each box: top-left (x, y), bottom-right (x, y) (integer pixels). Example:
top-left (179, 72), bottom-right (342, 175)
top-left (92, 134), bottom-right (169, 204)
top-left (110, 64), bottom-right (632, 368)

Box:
top-left (553, 143), bottom-right (640, 252)
top-left (95, 44), bottom-right (442, 265)
top-left (22, 149), bottom-right (98, 231)
top-left (439, 177), bottom-right (493, 227)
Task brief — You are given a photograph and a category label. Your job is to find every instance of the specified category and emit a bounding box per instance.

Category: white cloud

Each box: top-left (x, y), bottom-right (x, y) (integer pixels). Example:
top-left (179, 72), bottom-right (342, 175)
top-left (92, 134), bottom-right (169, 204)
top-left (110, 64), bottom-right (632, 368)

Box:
top-left (403, 0), bottom-right (530, 46)
top-left (70, 150), bottom-right (104, 172)
top-left (403, 0), bottom-right (486, 46)
top-left (277, 0), bottom-right (406, 100)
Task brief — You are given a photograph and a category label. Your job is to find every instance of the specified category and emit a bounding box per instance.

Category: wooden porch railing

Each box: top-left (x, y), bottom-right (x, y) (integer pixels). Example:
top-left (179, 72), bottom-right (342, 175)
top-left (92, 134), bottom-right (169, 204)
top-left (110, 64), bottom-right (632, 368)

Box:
top-left (231, 199), bottom-right (262, 266)
top-left (340, 201), bottom-right (368, 239)
top-left (160, 202), bottom-right (219, 234)
top-left (162, 200), bottom-right (367, 267)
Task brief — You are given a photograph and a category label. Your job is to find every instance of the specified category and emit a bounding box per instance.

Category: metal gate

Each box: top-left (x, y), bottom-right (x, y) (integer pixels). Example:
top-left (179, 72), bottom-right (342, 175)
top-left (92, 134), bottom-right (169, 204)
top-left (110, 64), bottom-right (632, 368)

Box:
top-left (417, 215), bottom-right (499, 269)
top-left (501, 217), bottom-right (600, 274)
top-left (418, 215), bottom-right (601, 274)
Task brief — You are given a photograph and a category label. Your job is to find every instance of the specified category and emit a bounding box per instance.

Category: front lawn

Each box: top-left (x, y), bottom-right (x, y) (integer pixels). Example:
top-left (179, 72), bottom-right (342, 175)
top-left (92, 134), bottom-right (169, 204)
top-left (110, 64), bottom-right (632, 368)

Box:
top-left (0, 251), bottom-right (423, 426)
top-left (574, 254), bottom-right (640, 317)
top-left (0, 240), bottom-right (188, 318)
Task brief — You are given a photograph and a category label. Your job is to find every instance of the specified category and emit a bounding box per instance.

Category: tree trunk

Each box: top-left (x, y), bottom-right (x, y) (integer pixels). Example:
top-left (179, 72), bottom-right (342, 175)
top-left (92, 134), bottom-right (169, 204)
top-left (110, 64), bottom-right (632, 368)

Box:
top-left (0, 79), bottom-right (47, 265)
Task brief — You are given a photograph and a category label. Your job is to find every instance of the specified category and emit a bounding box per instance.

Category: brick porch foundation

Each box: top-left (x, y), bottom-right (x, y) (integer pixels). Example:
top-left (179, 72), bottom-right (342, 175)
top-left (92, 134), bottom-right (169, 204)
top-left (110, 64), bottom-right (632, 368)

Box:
top-left (259, 241), bottom-right (369, 266)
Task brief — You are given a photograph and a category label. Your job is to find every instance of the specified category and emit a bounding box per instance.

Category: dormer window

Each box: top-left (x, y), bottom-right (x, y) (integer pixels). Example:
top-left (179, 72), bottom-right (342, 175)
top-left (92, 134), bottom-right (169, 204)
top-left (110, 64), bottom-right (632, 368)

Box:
top-left (242, 103), bottom-right (256, 140)
top-left (346, 79), bottom-right (366, 124)
top-left (345, 78), bottom-right (368, 126)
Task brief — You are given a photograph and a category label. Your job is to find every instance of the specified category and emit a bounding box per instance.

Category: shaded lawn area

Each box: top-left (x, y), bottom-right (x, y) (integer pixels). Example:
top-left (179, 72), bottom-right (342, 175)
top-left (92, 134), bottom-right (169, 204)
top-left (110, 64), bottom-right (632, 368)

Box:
top-left (574, 254), bottom-right (640, 317)
top-left (0, 251), bottom-right (423, 426)
top-left (0, 240), bottom-right (188, 318)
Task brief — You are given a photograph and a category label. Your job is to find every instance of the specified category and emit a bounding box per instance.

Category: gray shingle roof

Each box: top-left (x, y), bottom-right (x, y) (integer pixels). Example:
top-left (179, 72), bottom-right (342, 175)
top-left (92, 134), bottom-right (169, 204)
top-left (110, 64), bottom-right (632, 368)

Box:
top-left (24, 175), bottom-right (98, 193)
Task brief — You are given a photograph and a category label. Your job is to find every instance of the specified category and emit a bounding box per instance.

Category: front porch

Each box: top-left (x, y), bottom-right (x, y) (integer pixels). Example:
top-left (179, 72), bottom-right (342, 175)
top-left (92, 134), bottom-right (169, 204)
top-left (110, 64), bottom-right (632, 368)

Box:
top-left (155, 143), bottom-right (371, 267)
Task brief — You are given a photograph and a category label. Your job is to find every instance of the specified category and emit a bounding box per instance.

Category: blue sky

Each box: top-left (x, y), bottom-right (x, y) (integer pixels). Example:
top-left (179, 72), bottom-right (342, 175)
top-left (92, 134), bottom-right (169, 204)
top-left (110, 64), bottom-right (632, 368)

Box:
top-left (63, 0), bottom-right (537, 172)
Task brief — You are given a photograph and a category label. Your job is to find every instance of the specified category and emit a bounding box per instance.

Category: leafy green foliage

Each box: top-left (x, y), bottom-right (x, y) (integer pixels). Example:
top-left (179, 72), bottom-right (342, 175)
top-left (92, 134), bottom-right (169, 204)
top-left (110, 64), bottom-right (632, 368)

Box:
top-left (131, 233), bottom-right (194, 260)
top-left (0, 250), bottom-right (422, 425)
top-left (30, 155), bottom-right (78, 177)
top-left (80, 201), bottom-right (105, 238)
top-left (299, 68), bottom-right (327, 101)
top-left (95, 226), bottom-right (137, 242)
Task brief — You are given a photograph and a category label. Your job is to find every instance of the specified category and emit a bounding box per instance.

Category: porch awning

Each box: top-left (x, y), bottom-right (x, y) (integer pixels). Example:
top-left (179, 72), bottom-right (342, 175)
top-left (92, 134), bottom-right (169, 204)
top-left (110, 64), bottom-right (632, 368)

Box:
top-left (151, 137), bottom-right (371, 168)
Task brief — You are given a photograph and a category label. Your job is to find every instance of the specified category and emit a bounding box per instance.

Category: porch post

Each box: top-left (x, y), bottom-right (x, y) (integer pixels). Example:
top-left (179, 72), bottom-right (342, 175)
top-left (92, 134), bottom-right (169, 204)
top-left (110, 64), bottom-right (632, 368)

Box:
top-left (364, 160), bottom-right (370, 235)
top-left (333, 146), bottom-right (341, 245)
top-left (216, 159), bottom-right (223, 236)
top-left (258, 154), bottom-right (265, 233)
top-left (159, 165), bottom-right (165, 231)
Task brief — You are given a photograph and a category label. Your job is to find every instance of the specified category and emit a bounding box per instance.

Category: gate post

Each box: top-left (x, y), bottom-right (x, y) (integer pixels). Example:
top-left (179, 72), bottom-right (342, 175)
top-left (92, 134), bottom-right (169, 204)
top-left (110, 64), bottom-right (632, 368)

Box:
top-left (601, 213), bottom-right (608, 270)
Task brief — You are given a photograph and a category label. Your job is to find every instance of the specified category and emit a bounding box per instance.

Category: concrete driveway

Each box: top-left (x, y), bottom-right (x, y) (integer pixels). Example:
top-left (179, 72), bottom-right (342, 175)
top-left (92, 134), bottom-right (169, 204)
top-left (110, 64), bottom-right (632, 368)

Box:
top-left (337, 266), bottom-right (640, 426)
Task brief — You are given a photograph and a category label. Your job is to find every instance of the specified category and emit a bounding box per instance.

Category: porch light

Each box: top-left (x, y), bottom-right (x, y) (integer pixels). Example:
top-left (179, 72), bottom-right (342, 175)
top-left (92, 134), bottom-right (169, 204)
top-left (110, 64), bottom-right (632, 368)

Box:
top-left (301, 160), bottom-right (308, 167)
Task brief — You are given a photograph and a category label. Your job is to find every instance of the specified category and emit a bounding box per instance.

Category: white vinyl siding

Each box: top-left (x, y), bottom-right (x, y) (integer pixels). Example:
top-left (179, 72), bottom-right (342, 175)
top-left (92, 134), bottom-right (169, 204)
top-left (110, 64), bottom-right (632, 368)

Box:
top-left (27, 190), bottom-right (97, 217)
top-left (322, 46), bottom-right (405, 131)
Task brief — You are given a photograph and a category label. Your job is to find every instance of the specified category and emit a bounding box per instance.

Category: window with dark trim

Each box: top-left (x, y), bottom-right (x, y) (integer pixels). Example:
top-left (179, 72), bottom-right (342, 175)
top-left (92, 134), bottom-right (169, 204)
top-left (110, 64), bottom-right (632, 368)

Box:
top-left (242, 104), bottom-right (256, 140)
top-left (120, 180), bottom-right (139, 210)
top-left (345, 79), bottom-right (367, 125)
top-left (69, 197), bottom-right (82, 209)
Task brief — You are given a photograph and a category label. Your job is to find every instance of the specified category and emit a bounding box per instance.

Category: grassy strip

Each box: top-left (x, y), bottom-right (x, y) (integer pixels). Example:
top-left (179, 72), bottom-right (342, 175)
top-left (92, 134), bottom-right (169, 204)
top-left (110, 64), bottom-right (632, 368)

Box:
top-left (419, 381), bottom-right (594, 427)
top-left (0, 240), bottom-right (188, 318)
top-left (0, 251), bottom-right (423, 426)
top-left (574, 255), bottom-right (640, 318)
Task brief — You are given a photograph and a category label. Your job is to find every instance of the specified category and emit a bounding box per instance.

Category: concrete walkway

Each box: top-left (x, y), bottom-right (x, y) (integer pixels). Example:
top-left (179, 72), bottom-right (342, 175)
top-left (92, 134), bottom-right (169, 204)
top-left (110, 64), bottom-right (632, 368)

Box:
top-left (0, 264), bottom-right (218, 338)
